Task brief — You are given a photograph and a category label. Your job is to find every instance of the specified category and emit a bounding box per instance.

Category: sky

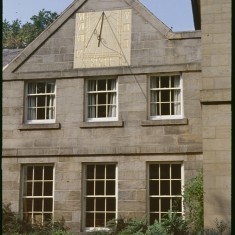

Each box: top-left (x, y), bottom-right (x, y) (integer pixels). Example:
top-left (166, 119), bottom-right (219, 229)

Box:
top-left (3, 0), bottom-right (195, 32)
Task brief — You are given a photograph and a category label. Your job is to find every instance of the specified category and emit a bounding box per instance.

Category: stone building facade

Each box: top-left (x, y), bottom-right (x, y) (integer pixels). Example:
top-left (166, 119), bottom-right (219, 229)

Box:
top-left (2, 0), bottom-right (231, 233)
top-left (200, 0), bottom-right (231, 229)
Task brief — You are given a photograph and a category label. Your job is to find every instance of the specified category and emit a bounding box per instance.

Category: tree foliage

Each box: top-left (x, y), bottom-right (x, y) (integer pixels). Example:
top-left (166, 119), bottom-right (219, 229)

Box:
top-left (3, 9), bottom-right (59, 49)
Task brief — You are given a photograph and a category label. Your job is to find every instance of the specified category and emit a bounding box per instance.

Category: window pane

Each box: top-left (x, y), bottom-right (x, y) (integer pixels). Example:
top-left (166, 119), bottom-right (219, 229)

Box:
top-left (171, 164), bottom-right (181, 179)
top-left (150, 197), bottom-right (159, 211)
top-left (106, 165), bottom-right (115, 179)
top-left (161, 198), bottom-right (170, 212)
top-left (46, 108), bottom-right (55, 119)
top-left (46, 82), bottom-right (55, 93)
top-left (96, 213), bottom-right (105, 227)
top-left (106, 198), bottom-right (115, 211)
top-left (161, 77), bottom-right (169, 88)
top-left (44, 198), bottom-right (53, 212)
top-left (44, 166), bottom-right (53, 180)
top-left (28, 108), bottom-right (36, 120)
top-left (28, 96), bottom-right (36, 108)
top-left (34, 198), bottom-right (43, 211)
top-left (86, 198), bottom-right (95, 211)
top-left (88, 106), bottom-right (96, 118)
top-left (37, 96), bottom-right (45, 107)
top-left (150, 213), bottom-right (159, 224)
top-left (96, 198), bottom-right (105, 211)
top-left (23, 198), bottom-right (32, 212)
top-left (88, 94), bottom-right (96, 105)
top-left (171, 180), bottom-right (181, 195)
top-left (172, 197), bottom-right (182, 212)
top-left (44, 213), bottom-right (52, 222)
top-left (96, 165), bottom-right (105, 179)
top-left (150, 104), bottom-right (158, 116)
top-left (86, 181), bottom-right (94, 195)
top-left (37, 83), bottom-right (45, 93)
top-left (97, 106), bottom-right (106, 117)
top-left (87, 165), bottom-right (95, 179)
top-left (25, 182), bottom-right (32, 196)
top-left (108, 93), bottom-right (116, 105)
top-left (160, 164), bottom-right (170, 179)
top-left (37, 108), bottom-right (45, 120)
top-left (46, 95), bottom-right (54, 107)
top-left (98, 93), bottom-right (106, 105)
top-left (26, 166), bottom-right (33, 180)
top-left (107, 79), bottom-right (116, 90)
top-left (44, 182), bottom-right (53, 196)
top-left (88, 80), bottom-right (96, 91)
top-left (160, 180), bottom-right (170, 195)
top-left (96, 181), bottom-right (104, 195)
top-left (28, 83), bottom-right (36, 94)
top-left (34, 167), bottom-right (43, 180)
top-left (161, 90), bottom-right (170, 102)
top-left (151, 91), bottom-right (158, 102)
top-left (161, 103), bottom-right (170, 115)
top-left (150, 180), bottom-right (159, 195)
top-left (86, 213), bottom-right (94, 227)
top-left (149, 164), bottom-right (159, 179)
top-left (106, 213), bottom-right (115, 223)
top-left (106, 181), bottom-right (115, 195)
top-left (34, 213), bottom-right (43, 224)
top-left (34, 182), bottom-right (43, 196)
top-left (150, 77), bottom-right (159, 88)
top-left (97, 80), bottom-right (106, 91)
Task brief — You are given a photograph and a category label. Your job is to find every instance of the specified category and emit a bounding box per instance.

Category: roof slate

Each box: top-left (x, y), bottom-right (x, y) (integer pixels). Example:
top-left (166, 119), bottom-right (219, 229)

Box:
top-left (3, 49), bottom-right (23, 67)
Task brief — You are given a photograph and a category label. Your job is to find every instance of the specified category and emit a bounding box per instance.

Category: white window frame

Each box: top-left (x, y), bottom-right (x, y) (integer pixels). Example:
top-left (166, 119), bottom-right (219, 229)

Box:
top-left (147, 162), bottom-right (184, 224)
top-left (148, 74), bottom-right (183, 120)
top-left (82, 163), bottom-right (118, 231)
top-left (25, 80), bottom-right (56, 124)
top-left (20, 164), bottom-right (54, 225)
top-left (85, 77), bottom-right (118, 122)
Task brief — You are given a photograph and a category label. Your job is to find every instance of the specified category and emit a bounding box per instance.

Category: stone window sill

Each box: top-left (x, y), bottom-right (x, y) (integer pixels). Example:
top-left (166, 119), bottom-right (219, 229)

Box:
top-left (80, 120), bottom-right (124, 128)
top-left (141, 118), bottom-right (188, 126)
top-left (19, 123), bottom-right (61, 131)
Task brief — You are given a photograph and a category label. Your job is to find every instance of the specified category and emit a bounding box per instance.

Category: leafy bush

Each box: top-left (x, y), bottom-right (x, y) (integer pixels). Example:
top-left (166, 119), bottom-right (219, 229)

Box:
top-left (161, 211), bottom-right (188, 235)
top-left (183, 170), bottom-right (204, 234)
top-left (2, 203), bottom-right (74, 235)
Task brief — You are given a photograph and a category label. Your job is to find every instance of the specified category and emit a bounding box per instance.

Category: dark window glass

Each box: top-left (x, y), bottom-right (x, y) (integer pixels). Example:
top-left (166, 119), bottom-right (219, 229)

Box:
top-left (160, 164), bottom-right (170, 179)
top-left (160, 180), bottom-right (170, 195)
top-left (106, 181), bottom-right (115, 195)
top-left (86, 181), bottom-right (94, 195)
top-left (149, 164), bottom-right (159, 179)
top-left (171, 164), bottom-right (181, 179)
top-left (171, 180), bottom-right (181, 195)
top-left (106, 165), bottom-right (115, 179)
top-left (96, 165), bottom-right (105, 179)
top-left (34, 182), bottom-right (42, 196)
top-left (96, 181), bottom-right (104, 195)
top-left (149, 180), bottom-right (159, 195)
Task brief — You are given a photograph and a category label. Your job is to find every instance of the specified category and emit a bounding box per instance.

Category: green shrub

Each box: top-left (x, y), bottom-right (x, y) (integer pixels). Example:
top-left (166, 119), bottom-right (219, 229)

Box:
top-left (183, 170), bottom-right (204, 234)
top-left (2, 203), bottom-right (74, 235)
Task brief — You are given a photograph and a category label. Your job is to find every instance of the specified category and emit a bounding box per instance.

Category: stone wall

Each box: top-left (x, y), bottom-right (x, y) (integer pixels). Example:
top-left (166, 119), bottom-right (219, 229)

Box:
top-left (2, 154), bottom-right (203, 233)
top-left (201, 0), bottom-right (231, 230)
